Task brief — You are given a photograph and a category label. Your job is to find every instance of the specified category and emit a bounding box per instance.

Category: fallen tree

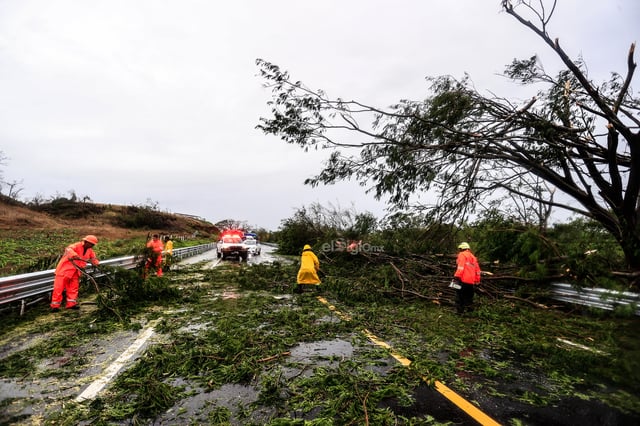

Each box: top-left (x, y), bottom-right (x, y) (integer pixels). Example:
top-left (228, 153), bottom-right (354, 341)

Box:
top-left (257, 0), bottom-right (640, 272)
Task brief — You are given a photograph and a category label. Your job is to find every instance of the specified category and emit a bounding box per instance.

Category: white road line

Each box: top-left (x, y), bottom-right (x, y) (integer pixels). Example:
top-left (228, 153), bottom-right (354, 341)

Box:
top-left (556, 338), bottom-right (608, 355)
top-left (75, 319), bottom-right (160, 402)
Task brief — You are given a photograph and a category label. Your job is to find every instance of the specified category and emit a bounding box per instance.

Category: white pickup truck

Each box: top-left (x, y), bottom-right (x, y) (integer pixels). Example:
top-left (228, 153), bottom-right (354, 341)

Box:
top-left (243, 236), bottom-right (261, 255)
top-left (216, 230), bottom-right (249, 261)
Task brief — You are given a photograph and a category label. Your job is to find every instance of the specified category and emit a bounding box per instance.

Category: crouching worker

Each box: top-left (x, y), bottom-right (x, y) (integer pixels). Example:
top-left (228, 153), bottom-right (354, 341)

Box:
top-left (50, 235), bottom-right (100, 311)
top-left (296, 244), bottom-right (321, 293)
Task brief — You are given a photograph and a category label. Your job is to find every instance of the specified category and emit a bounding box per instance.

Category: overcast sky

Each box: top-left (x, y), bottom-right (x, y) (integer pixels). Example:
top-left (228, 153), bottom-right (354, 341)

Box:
top-left (0, 1), bottom-right (637, 231)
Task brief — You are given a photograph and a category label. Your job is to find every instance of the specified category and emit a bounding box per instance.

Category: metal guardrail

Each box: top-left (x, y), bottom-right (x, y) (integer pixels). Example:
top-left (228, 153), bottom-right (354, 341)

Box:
top-left (551, 283), bottom-right (640, 316)
top-left (0, 243), bottom-right (215, 314)
top-left (4, 250), bottom-right (637, 316)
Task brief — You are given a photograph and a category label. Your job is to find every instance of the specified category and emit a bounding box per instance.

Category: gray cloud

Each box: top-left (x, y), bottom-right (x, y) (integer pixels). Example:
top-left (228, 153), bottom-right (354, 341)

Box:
top-left (1, 0), bottom-right (637, 229)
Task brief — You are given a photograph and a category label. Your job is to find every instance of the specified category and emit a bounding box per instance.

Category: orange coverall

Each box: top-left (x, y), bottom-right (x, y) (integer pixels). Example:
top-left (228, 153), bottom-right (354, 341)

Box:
top-left (145, 237), bottom-right (164, 277)
top-left (50, 241), bottom-right (99, 309)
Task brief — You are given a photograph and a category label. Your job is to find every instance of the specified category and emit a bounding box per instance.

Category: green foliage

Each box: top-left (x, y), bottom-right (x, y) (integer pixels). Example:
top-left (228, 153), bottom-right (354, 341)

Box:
top-left (470, 212), bottom-right (557, 278)
top-left (208, 406), bottom-right (232, 423)
top-left (504, 55), bottom-right (543, 84)
top-left (114, 205), bottom-right (177, 229)
top-left (0, 350), bottom-right (34, 377)
top-left (91, 266), bottom-right (181, 321)
top-left (467, 210), bottom-right (630, 288)
top-left (0, 229), bottom-right (214, 278)
top-left (0, 229), bottom-right (76, 275)
top-left (373, 212), bottom-right (455, 255)
top-left (272, 202), bottom-right (633, 290)
top-left (30, 197), bottom-right (105, 219)
top-left (346, 211), bottom-right (378, 240)
top-left (236, 261), bottom-right (297, 292)
top-left (548, 218), bottom-right (626, 288)
top-left (276, 207), bottom-right (326, 255)
top-left (3, 259), bottom-right (640, 424)
top-left (256, 5), bottom-right (640, 269)
top-left (275, 203), bottom-right (375, 255)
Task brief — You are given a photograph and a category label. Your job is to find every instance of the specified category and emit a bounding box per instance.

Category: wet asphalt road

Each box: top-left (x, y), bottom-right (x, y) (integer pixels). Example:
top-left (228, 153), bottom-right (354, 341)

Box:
top-left (177, 242), bottom-right (285, 269)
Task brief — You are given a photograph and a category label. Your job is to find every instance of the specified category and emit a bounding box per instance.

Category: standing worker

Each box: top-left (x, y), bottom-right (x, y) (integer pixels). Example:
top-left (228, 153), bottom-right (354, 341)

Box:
top-left (453, 242), bottom-right (481, 314)
top-left (163, 236), bottom-right (174, 270)
top-left (50, 235), bottom-right (100, 311)
top-left (296, 244), bottom-right (321, 293)
top-left (145, 234), bottom-right (164, 278)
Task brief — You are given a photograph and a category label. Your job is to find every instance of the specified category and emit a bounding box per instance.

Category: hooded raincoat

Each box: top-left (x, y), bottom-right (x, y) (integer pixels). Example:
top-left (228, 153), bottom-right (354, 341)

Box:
top-left (297, 244), bottom-right (321, 285)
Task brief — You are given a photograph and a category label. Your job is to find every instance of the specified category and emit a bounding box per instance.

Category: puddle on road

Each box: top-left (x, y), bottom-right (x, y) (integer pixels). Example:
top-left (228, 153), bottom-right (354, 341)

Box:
top-left (177, 322), bottom-right (210, 335)
top-left (0, 377), bottom-right (81, 424)
top-left (206, 287), bottom-right (243, 301)
top-left (289, 338), bottom-right (355, 362)
top-left (154, 339), bottom-right (361, 424)
top-left (157, 381), bottom-right (274, 425)
top-left (279, 338), bottom-right (358, 382)
top-left (222, 289), bottom-right (241, 300)
top-left (315, 314), bottom-right (342, 324)
top-left (285, 337), bottom-right (395, 377)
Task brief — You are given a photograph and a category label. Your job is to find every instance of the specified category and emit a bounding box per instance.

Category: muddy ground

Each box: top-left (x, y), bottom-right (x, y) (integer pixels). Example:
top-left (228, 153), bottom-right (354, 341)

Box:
top-left (1, 246), bottom-right (639, 425)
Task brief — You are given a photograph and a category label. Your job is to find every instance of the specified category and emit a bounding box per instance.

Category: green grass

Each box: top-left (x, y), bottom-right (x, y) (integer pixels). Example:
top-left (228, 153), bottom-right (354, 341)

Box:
top-left (0, 230), bottom-right (212, 276)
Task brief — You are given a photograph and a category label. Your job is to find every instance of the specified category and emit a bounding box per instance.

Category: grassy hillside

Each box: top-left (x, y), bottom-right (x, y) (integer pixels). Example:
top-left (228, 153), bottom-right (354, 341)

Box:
top-left (0, 195), bottom-right (219, 275)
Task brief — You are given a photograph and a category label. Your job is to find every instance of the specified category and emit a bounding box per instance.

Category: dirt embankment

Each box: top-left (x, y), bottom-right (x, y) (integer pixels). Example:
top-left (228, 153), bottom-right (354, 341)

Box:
top-left (0, 196), bottom-right (218, 240)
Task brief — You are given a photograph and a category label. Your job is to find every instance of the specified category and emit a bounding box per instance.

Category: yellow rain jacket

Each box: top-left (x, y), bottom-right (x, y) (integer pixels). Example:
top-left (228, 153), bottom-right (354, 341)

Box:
top-left (297, 245), bottom-right (321, 285)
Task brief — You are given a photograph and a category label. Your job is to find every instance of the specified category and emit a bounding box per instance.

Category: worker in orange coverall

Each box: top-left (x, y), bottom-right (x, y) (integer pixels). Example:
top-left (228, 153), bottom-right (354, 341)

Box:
top-left (50, 235), bottom-right (100, 311)
top-left (145, 234), bottom-right (164, 277)
top-left (296, 244), bottom-right (321, 293)
top-left (453, 242), bottom-right (481, 314)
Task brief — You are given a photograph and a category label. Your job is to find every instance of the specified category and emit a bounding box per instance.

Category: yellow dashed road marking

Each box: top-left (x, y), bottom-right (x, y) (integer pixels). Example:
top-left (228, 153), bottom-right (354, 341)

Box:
top-left (362, 328), bottom-right (411, 367)
top-left (316, 296), bottom-right (351, 321)
top-left (434, 381), bottom-right (501, 426)
top-left (317, 296), bottom-right (501, 426)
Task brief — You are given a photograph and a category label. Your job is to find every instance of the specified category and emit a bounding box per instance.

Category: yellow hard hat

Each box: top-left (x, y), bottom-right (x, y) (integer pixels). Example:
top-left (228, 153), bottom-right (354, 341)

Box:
top-left (83, 235), bottom-right (98, 245)
top-left (458, 242), bottom-right (470, 250)
top-left (303, 244), bottom-right (312, 250)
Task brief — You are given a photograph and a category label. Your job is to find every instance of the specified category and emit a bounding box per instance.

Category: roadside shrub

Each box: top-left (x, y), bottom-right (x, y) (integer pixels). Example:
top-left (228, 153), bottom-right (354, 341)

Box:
top-left (31, 197), bottom-right (105, 219)
top-left (468, 212), bottom-right (628, 288)
top-left (236, 261), bottom-right (297, 292)
top-left (113, 205), bottom-right (176, 229)
top-left (548, 218), bottom-right (626, 289)
top-left (87, 266), bottom-right (180, 321)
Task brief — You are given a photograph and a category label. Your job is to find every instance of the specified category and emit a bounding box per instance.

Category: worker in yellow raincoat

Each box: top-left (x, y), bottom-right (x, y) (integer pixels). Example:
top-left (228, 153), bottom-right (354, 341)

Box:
top-left (163, 236), bottom-right (174, 269)
top-left (296, 244), bottom-right (320, 293)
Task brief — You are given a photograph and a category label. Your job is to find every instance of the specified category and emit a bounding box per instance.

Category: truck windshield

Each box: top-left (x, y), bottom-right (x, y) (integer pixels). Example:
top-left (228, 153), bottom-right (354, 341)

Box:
top-left (222, 236), bottom-right (242, 243)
